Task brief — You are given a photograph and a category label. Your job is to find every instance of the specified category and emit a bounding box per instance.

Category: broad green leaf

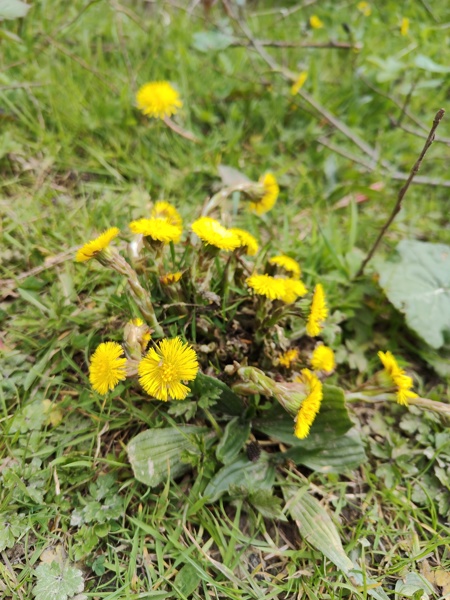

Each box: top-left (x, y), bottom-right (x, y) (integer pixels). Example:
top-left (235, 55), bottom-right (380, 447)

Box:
top-left (192, 372), bottom-right (244, 416)
top-left (414, 54), bottom-right (450, 74)
top-left (204, 453), bottom-right (275, 502)
top-left (216, 417), bottom-right (251, 464)
top-left (192, 31), bottom-right (235, 53)
top-left (378, 240), bottom-right (450, 348)
top-left (174, 563), bottom-right (201, 597)
top-left (284, 428), bottom-right (366, 473)
top-left (218, 164), bottom-right (252, 187)
top-left (254, 384), bottom-right (353, 448)
top-left (127, 426), bottom-right (207, 487)
top-left (284, 487), bottom-right (390, 600)
top-left (0, 0), bottom-right (30, 20)
top-left (395, 572), bottom-right (434, 600)
top-left (33, 562), bottom-right (85, 600)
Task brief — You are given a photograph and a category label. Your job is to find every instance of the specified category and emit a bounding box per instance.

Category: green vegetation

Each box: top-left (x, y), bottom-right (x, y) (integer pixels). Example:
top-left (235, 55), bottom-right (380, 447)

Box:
top-left (1, 1), bottom-right (450, 599)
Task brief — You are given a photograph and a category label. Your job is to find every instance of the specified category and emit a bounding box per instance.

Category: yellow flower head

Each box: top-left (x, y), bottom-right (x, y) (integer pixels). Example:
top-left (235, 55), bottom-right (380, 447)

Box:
top-left (229, 228), bottom-right (259, 256)
top-left (250, 173), bottom-right (279, 215)
top-left (357, 1), bottom-right (372, 16)
top-left (269, 255), bottom-right (301, 279)
top-left (311, 345), bottom-right (335, 373)
top-left (278, 348), bottom-right (299, 368)
top-left (75, 227), bottom-right (120, 263)
top-left (306, 283), bottom-right (328, 337)
top-left (310, 15), bottom-right (324, 29)
top-left (151, 201), bottom-right (183, 228)
top-left (246, 274), bottom-right (286, 301)
top-left (291, 71), bottom-right (308, 95)
top-left (136, 81), bottom-right (182, 119)
top-left (280, 278), bottom-right (308, 304)
top-left (378, 351), bottom-right (417, 406)
top-left (160, 271), bottom-right (182, 285)
top-left (294, 368), bottom-right (323, 439)
top-left (400, 17), bottom-right (410, 36)
top-left (191, 217), bottom-right (241, 251)
top-left (138, 337), bottom-right (199, 401)
top-left (129, 218), bottom-right (182, 244)
top-left (89, 341), bottom-right (127, 395)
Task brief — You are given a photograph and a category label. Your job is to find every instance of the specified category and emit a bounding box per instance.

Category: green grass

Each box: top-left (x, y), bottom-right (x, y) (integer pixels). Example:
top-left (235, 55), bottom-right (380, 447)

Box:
top-left (1, 1), bottom-right (450, 598)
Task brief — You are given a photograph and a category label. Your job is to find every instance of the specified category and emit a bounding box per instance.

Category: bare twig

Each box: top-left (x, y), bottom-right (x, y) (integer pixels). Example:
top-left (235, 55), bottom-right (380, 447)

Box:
top-left (355, 109), bottom-right (445, 277)
top-left (163, 116), bottom-right (199, 142)
top-left (230, 39), bottom-right (356, 50)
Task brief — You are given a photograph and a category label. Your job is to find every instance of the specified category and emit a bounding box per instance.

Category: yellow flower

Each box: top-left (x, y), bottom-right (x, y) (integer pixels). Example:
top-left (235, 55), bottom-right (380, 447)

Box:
top-left (129, 218), bottom-right (182, 244)
top-left (378, 351), bottom-right (417, 406)
top-left (136, 81), bottom-right (182, 119)
top-left (246, 273), bottom-right (286, 301)
top-left (151, 201), bottom-right (183, 228)
top-left (294, 369), bottom-right (323, 439)
top-left (160, 272), bottom-right (182, 285)
top-left (191, 217), bottom-right (241, 251)
top-left (250, 173), bottom-right (279, 215)
top-left (130, 318), bottom-right (152, 344)
top-left (400, 17), bottom-right (409, 36)
top-left (89, 342), bottom-right (127, 395)
top-left (280, 278), bottom-right (308, 303)
top-left (138, 337), bottom-right (199, 401)
top-left (357, 1), bottom-right (371, 16)
top-left (269, 255), bottom-right (301, 279)
top-left (291, 71), bottom-right (308, 95)
top-left (306, 283), bottom-right (328, 337)
top-left (310, 15), bottom-right (324, 29)
top-left (229, 228), bottom-right (259, 256)
top-left (75, 227), bottom-right (120, 263)
top-left (311, 345), bottom-right (335, 373)
top-left (278, 348), bottom-right (299, 368)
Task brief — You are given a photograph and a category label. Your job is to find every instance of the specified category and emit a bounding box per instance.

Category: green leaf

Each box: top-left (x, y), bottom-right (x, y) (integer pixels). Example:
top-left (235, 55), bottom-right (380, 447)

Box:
top-left (174, 563), bottom-right (201, 597)
top-left (192, 31), bottom-right (235, 53)
top-left (204, 453), bottom-right (275, 502)
top-left (0, 0), bottom-right (30, 20)
top-left (0, 513), bottom-right (28, 551)
top-left (284, 487), bottom-right (390, 600)
top-left (394, 572), bottom-right (434, 599)
top-left (192, 372), bottom-right (244, 416)
top-left (127, 426), bottom-right (208, 487)
top-left (414, 54), bottom-right (450, 74)
top-left (216, 417), bottom-right (251, 464)
top-left (33, 562), bottom-right (85, 600)
top-left (284, 428), bottom-right (367, 473)
top-left (378, 240), bottom-right (450, 349)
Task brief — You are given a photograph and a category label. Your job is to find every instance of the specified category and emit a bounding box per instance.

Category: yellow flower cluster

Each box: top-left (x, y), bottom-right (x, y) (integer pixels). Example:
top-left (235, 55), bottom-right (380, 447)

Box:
top-left (136, 81), bottom-right (182, 119)
top-left (229, 228), bottom-right (259, 256)
top-left (191, 217), bottom-right (241, 251)
top-left (378, 351), bottom-right (417, 405)
top-left (294, 368), bottom-right (323, 439)
top-left (247, 273), bottom-right (307, 304)
top-left (269, 255), bottom-right (301, 279)
top-left (75, 227), bottom-right (120, 263)
top-left (250, 173), bottom-right (279, 215)
top-left (130, 200), bottom-right (183, 244)
top-left (278, 348), bottom-right (299, 368)
top-left (306, 284), bottom-right (328, 337)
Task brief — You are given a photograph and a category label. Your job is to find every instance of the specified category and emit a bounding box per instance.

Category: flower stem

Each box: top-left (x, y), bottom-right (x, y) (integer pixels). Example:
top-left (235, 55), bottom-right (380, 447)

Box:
top-left (345, 392), bottom-right (450, 416)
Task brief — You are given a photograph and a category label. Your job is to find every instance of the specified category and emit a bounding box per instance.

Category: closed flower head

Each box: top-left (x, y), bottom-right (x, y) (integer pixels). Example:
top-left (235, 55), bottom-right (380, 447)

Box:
top-left (294, 369), bottom-right (323, 439)
top-left (136, 81), bottom-right (182, 119)
top-left (75, 227), bottom-right (120, 263)
top-left (278, 348), bottom-right (299, 368)
top-left (311, 345), bottom-right (335, 373)
top-left (129, 218), bottom-right (182, 244)
top-left (378, 351), bottom-right (417, 405)
top-left (250, 173), bottom-right (279, 215)
top-left (151, 201), bottom-right (183, 228)
top-left (229, 228), bottom-right (259, 256)
top-left (160, 271), bottom-right (182, 285)
top-left (247, 273), bottom-right (286, 301)
top-left (191, 217), bottom-right (241, 251)
top-left (306, 283), bottom-right (328, 337)
top-left (89, 342), bottom-right (127, 395)
top-left (269, 255), bottom-right (301, 279)
top-left (138, 337), bottom-right (199, 401)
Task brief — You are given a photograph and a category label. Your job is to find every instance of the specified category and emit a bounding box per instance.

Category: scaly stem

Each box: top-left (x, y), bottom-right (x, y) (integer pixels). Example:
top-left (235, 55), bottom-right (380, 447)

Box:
top-left (345, 392), bottom-right (450, 416)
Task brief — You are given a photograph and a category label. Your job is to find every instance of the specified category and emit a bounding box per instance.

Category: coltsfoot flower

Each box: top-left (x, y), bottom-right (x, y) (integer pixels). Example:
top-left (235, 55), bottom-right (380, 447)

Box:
top-left (136, 81), bottom-right (182, 119)
top-left (269, 255), bottom-right (301, 279)
top-left (89, 342), bottom-right (127, 395)
top-left (278, 348), bottom-right (299, 368)
top-left (75, 227), bottom-right (120, 263)
top-left (246, 273), bottom-right (286, 301)
top-left (129, 218), bottom-right (182, 244)
top-left (291, 71), bottom-right (308, 95)
top-left (250, 173), bottom-right (279, 215)
top-left (311, 345), bottom-right (335, 373)
top-left (160, 272), bottom-right (182, 285)
top-left (138, 337), bottom-right (199, 401)
top-left (191, 217), bottom-right (241, 251)
top-left (151, 201), bottom-right (183, 228)
top-left (306, 283), bottom-right (328, 337)
top-left (294, 368), bottom-right (323, 439)
top-left (280, 278), bottom-right (308, 303)
top-left (378, 351), bottom-right (417, 405)
top-left (229, 228), bottom-right (259, 256)
top-left (310, 14), bottom-right (324, 28)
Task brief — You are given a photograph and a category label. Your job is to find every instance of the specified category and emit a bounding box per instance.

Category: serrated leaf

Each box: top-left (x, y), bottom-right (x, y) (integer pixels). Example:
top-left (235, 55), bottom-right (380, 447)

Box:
top-left (127, 426), bottom-right (207, 487)
top-left (378, 240), bottom-right (450, 349)
top-left (0, 0), bottom-right (30, 20)
top-left (33, 562), bottom-right (84, 600)
top-left (192, 31), bottom-right (235, 53)
top-left (216, 417), bottom-right (251, 464)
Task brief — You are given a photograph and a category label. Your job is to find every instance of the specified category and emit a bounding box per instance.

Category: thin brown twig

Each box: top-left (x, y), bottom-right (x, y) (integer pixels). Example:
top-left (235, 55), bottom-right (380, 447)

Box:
top-left (163, 116), bottom-right (199, 142)
top-left (355, 108), bottom-right (445, 277)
